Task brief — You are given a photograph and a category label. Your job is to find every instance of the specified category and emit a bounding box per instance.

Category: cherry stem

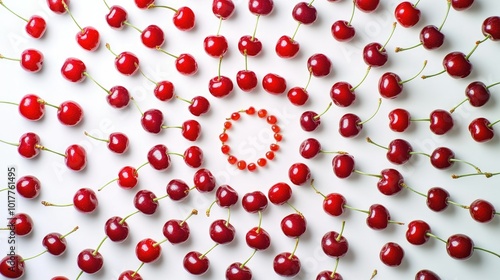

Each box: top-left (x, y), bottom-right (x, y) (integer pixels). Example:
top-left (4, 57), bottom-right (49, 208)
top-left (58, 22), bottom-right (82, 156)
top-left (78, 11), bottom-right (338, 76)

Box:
top-left (102, 0), bottom-right (110, 10)
top-left (0, 54), bottom-right (20, 62)
top-left (156, 46), bottom-right (179, 59)
top-left (452, 171), bottom-right (494, 179)
top-left (83, 72), bottom-right (109, 94)
top-left (439, 0), bottom-right (452, 31)
top-left (63, 2), bottom-right (83, 32)
top-left (410, 118), bottom-right (430, 122)
top-left (0, 1), bottom-right (28, 22)
top-left (60, 226), bottom-right (79, 239)
top-left (137, 67), bottom-right (158, 85)
top-left (124, 21), bottom-right (142, 33)
top-left (0, 188), bottom-right (8, 192)
top-left (251, 15), bottom-right (260, 40)
top-left (488, 119), bottom-right (500, 127)
top-left (0, 139), bottom-right (18, 147)
top-left (319, 150), bottom-right (347, 155)
top-left (486, 81), bottom-right (500, 89)
top-left (351, 66), bottom-right (371, 92)
top-left (175, 95), bottom-right (192, 104)
top-left (131, 97), bottom-right (143, 115)
top-left (153, 193), bottom-right (169, 202)
top-left (201, 243), bottom-right (219, 259)
top-left (98, 178), bottom-right (118, 192)
top-left (291, 21), bottom-right (301, 41)
top-left (313, 102), bottom-right (332, 120)
top-left (308, 0), bottom-right (315, 5)
top-left (421, 69), bottom-right (446, 80)
top-left (347, 0), bottom-right (356, 25)
top-left (41, 201), bottom-right (73, 207)
top-left (120, 210), bottom-right (140, 224)
top-left (76, 271), bottom-right (84, 280)
top-left (225, 209), bottom-right (232, 226)
top-left (330, 257), bottom-right (340, 279)
top-left (257, 210), bottom-right (263, 232)
top-left (216, 16), bottom-right (223, 36)
top-left (167, 152), bottom-right (185, 158)
top-left (21, 249), bottom-right (48, 262)
top-left (449, 158), bottom-right (482, 173)
top-left (105, 43), bottom-right (118, 57)
top-left (400, 60), bottom-right (428, 84)
top-left (153, 238), bottom-right (168, 247)
top-left (353, 170), bottom-right (381, 178)
top-left (336, 221), bottom-right (346, 242)
top-left (0, 100), bottom-right (19, 106)
top-left (310, 179), bottom-right (326, 199)
top-left (395, 42), bottom-right (422, 53)
top-left (132, 262), bottom-right (145, 277)
top-left (343, 204), bottom-right (369, 214)
top-left (93, 236), bottom-right (108, 255)
top-left (148, 5), bottom-right (177, 13)
top-left (136, 162), bottom-right (149, 172)
top-left (217, 56), bottom-right (223, 79)
top-left (206, 201), bottom-right (217, 217)
top-left (380, 22), bottom-right (397, 52)
top-left (358, 98), bottom-right (382, 125)
top-left (241, 249), bottom-right (257, 268)
top-left (409, 151), bottom-right (429, 157)
top-left (447, 199), bottom-right (467, 209)
top-left (426, 232), bottom-right (447, 244)
top-left (414, 0), bottom-right (421, 7)
top-left (304, 71), bottom-right (313, 91)
top-left (388, 219), bottom-right (405, 225)
top-left (289, 237), bottom-right (300, 259)
top-left (366, 137), bottom-right (388, 151)
top-left (474, 246), bottom-right (500, 258)
top-left (243, 50), bottom-right (249, 71)
top-left (180, 209), bottom-right (198, 226)
top-left (84, 131), bottom-right (108, 143)
top-left (287, 202), bottom-right (302, 216)
top-left (466, 36), bottom-right (490, 60)
top-left (449, 98), bottom-right (468, 113)
top-left (370, 269), bottom-right (378, 280)
top-left (37, 145), bottom-right (66, 157)
top-left (400, 183), bottom-right (426, 198)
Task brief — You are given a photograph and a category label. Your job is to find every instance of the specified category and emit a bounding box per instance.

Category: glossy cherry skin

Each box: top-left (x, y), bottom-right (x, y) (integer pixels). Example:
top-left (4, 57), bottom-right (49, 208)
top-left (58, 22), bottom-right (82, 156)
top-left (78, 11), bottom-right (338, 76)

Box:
top-left (192, 169), bottom-right (215, 192)
top-left (20, 49), bottom-right (43, 72)
top-left (65, 144), bottom-right (87, 171)
top-left (9, 213), bottom-right (33, 236)
top-left (451, 0), bottom-right (474, 11)
top-left (292, 2), bottom-right (317, 24)
top-left (175, 53), bottom-right (198, 75)
top-left (378, 169), bottom-right (403, 195)
top-left (355, 0), bottom-right (380, 12)
top-left (429, 147), bottom-right (455, 169)
top-left (469, 199), bottom-right (495, 223)
top-left (420, 25), bottom-right (444, 50)
top-left (262, 73), bottom-right (287, 94)
top-left (380, 242), bottom-right (404, 266)
top-left (203, 35), bottom-right (228, 58)
top-left (281, 213), bottom-right (306, 238)
top-left (166, 179), bottom-right (190, 201)
top-left (331, 20), bottom-right (355, 42)
top-left (183, 251), bottom-right (210, 275)
top-left (107, 86), bottom-right (131, 109)
top-left (118, 270), bottom-right (143, 280)
top-left (61, 57), bottom-right (86, 83)
top-left (395, 2), bottom-right (421, 28)
top-left (215, 185), bottom-right (238, 207)
top-left (76, 27), bottom-right (100, 51)
top-left (468, 117), bottom-right (494, 142)
top-left (238, 35), bottom-right (262, 56)
top-left (389, 108), bottom-right (411, 132)
top-left (248, 0), bottom-right (274, 15)
top-left (117, 166), bottom-right (138, 189)
top-left (273, 252), bottom-right (301, 277)
top-left (163, 218), bottom-right (190, 244)
top-left (226, 262), bottom-right (252, 280)
top-left (147, 144), bottom-right (171, 171)
top-left (237, 70), bottom-right (258, 92)
top-left (181, 119), bottom-right (201, 141)
top-left (406, 220), bottom-right (431, 245)
top-left (212, 0), bottom-right (235, 19)
top-left (430, 109), bottom-right (453, 135)
top-left (363, 42), bottom-right (387, 67)
top-left (154, 80), bottom-right (174, 101)
top-left (106, 5), bottom-right (128, 29)
top-left (246, 227), bottom-right (271, 250)
top-left (317, 271), bottom-right (343, 280)
top-left (19, 94), bottom-right (45, 121)
top-left (134, 190), bottom-right (158, 215)
top-left (332, 154), bottom-right (354, 179)
top-left (379, 72), bottom-right (402, 99)
top-left (141, 109), bottom-right (164, 134)
top-left (134, 0), bottom-right (154, 9)
top-left (57, 101), bottom-right (83, 126)
top-left (136, 238), bottom-right (161, 263)
top-left (209, 76), bottom-right (233, 98)
top-left (0, 254), bottom-right (24, 278)
top-left (321, 230), bottom-right (348, 257)
top-left (338, 113), bottom-right (362, 138)
top-left (446, 234), bottom-right (474, 260)
top-left (443, 52), bottom-right (472, 79)
top-left (16, 175), bottom-right (41, 199)
top-left (287, 87), bottom-right (309, 106)
top-left (188, 96), bottom-right (210, 116)
top-left (483, 16), bottom-right (500, 41)
top-left (42, 232), bottom-right (68, 255)
top-left (367, 204), bottom-right (390, 230)
top-left (466, 81), bottom-right (490, 107)
top-left (415, 269), bottom-right (441, 280)
top-left (288, 163), bottom-right (311, 185)
top-left (77, 249), bottom-right (103, 274)
top-left (387, 139), bottom-right (413, 165)
top-left (73, 188), bottom-right (97, 213)
top-left (268, 182), bottom-right (292, 205)
top-left (299, 138), bottom-right (321, 159)
top-left (242, 191), bottom-right (268, 213)
top-left (47, 0), bottom-right (70, 14)
top-left (308, 53), bottom-right (332, 77)
top-left (18, 132), bottom-right (40, 159)
top-left (183, 146), bottom-right (203, 168)
top-left (330, 82), bottom-right (355, 107)
top-left (275, 35), bottom-right (300, 59)
top-left (209, 219), bottom-right (235, 244)
top-left (107, 132), bottom-right (129, 154)
top-left (323, 193), bottom-right (346, 216)
top-left (173, 7), bottom-right (195, 31)
top-left (300, 111), bottom-right (321, 131)
top-left (114, 52), bottom-right (139, 76)
top-left (105, 216), bottom-right (129, 242)
top-left (426, 187), bottom-right (450, 212)
top-left (141, 25), bottom-right (164, 48)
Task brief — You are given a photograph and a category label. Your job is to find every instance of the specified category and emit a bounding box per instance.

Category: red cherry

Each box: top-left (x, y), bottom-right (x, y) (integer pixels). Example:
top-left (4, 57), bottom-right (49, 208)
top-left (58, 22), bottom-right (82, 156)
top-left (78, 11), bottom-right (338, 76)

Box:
top-left (215, 185), bottom-right (239, 207)
top-left (429, 147), bottom-right (455, 169)
top-left (212, 0), bottom-right (235, 19)
top-left (330, 82), bottom-right (355, 107)
top-left (465, 81), bottom-right (490, 107)
top-left (42, 232), bottom-right (68, 255)
top-left (183, 251), bottom-right (210, 275)
top-left (420, 25), bottom-right (445, 50)
top-left (446, 234), bottom-right (474, 260)
top-left (273, 252), bottom-right (301, 277)
top-left (237, 70), bottom-right (258, 92)
top-left (307, 53), bottom-right (332, 77)
top-left (300, 111), bottom-right (322, 131)
top-left (415, 269), bottom-right (441, 280)
top-left (429, 109), bottom-right (453, 135)
top-left (141, 109), bottom-right (164, 134)
top-left (246, 226), bottom-right (271, 250)
top-left (248, 0), bottom-right (274, 15)
top-left (105, 5), bottom-right (128, 29)
top-left (134, 0), bottom-right (154, 9)
top-left (380, 242), bottom-right (404, 266)
top-left (136, 238), bottom-right (161, 263)
top-left (173, 6), bottom-right (195, 31)
top-left (114, 51), bottom-right (139, 76)
top-left (321, 229), bottom-right (349, 258)
top-left (469, 199), bottom-right (495, 223)
top-left (288, 163), bottom-right (311, 185)
top-left (268, 182), bottom-right (292, 205)
top-left (18, 132), bottom-right (40, 159)
top-left (166, 179), bottom-right (190, 201)
top-left (175, 53), bottom-right (198, 75)
top-left (377, 168), bottom-right (403, 196)
top-left (262, 73), bottom-right (287, 94)
top-left (287, 86), bottom-right (309, 106)
top-left (242, 191), bottom-right (268, 213)
top-left (134, 189), bottom-right (158, 215)
top-left (183, 146), bottom-right (204, 168)
top-left (65, 144), bottom-right (87, 171)
top-left (355, 0), bottom-right (380, 12)
top-left (366, 204), bottom-right (390, 230)
top-left (181, 119), bottom-right (201, 141)
top-left (0, 254), bottom-right (24, 278)
top-left (281, 213), bottom-right (307, 238)
top-left (117, 166), bottom-right (139, 189)
top-left (338, 113), bottom-right (362, 138)
top-left (482, 16), bottom-right (500, 41)
top-left (20, 49), bottom-right (44, 72)
top-left (209, 76), bottom-right (234, 98)
top-left (147, 144), bottom-right (171, 171)
top-left (188, 96), bottom-right (210, 116)
top-left (332, 154), bottom-right (354, 179)
top-left (77, 249), bottom-right (103, 274)
top-left (107, 86), bottom-right (131, 109)
top-left (226, 262), bottom-right (252, 280)
top-left (118, 270), bottom-right (143, 280)
top-left (204, 35), bottom-right (228, 58)
top-left (317, 270), bottom-right (343, 280)
top-left (388, 108), bottom-right (411, 132)
top-left (468, 117), bottom-right (494, 142)
top-left (209, 219), bottom-right (235, 244)
top-left (47, 0), bottom-right (70, 14)
top-left (406, 220), bottom-right (431, 245)
top-left (292, 2), bottom-right (317, 25)
top-left (275, 35), bottom-right (300, 59)
top-left (193, 168), bottom-right (216, 192)
top-left (299, 138), bottom-right (321, 159)
top-left (153, 80), bottom-right (174, 101)
top-left (73, 188), bottom-right (97, 213)
top-left (76, 27), bottom-right (100, 51)
top-left (426, 187), bottom-right (450, 212)
top-left (57, 101), bottom-right (83, 126)
top-left (9, 213), bottom-right (33, 236)
top-left (332, 20), bottom-right (355, 42)
top-left (378, 72), bottom-right (403, 99)
top-left (105, 216), bottom-right (129, 242)
top-left (238, 35), bottom-right (262, 56)
top-left (395, 2), bottom-right (421, 28)
top-left (386, 138), bottom-right (413, 165)
top-left (323, 193), bottom-right (346, 216)
top-left (61, 57), bottom-right (86, 83)
top-left (108, 132), bottom-right (129, 153)
top-left (163, 217), bottom-right (191, 244)
top-left (19, 94), bottom-right (45, 121)
top-left (451, 0), bottom-right (474, 11)
top-left (141, 25), bottom-right (164, 48)
top-left (16, 175), bottom-right (41, 199)
top-left (442, 52), bottom-right (472, 79)
top-left (363, 42), bottom-right (388, 67)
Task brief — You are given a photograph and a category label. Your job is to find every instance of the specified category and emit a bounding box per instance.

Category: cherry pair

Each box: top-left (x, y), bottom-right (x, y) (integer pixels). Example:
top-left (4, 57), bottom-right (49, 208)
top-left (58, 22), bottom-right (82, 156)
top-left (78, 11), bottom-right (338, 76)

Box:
top-left (388, 108), bottom-right (454, 135)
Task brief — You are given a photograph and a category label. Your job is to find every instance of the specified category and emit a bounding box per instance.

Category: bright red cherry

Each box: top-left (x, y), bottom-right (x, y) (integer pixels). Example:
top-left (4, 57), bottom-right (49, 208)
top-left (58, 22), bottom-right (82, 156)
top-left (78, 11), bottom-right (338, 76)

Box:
top-left (406, 220), bottom-right (431, 245)
top-left (147, 144), bottom-right (171, 171)
top-left (163, 218), bottom-right (190, 244)
top-left (446, 234), bottom-right (474, 260)
top-left (262, 73), bottom-right (287, 94)
top-left (18, 49), bottom-right (44, 72)
top-left (112, 50), bottom-right (139, 76)
top-left (57, 101), bottom-right (83, 126)
top-left (287, 86), bottom-right (309, 106)
top-left (242, 191), bottom-right (268, 213)
top-left (292, 2), bottom-right (317, 25)
top-left (209, 219), bottom-right (235, 244)
top-left (77, 249), bottom-right (103, 274)
top-left (193, 168), bottom-right (216, 192)
top-left (248, 0), bottom-right (274, 15)
top-left (237, 70), bottom-right (258, 92)
top-left (355, 0), bottom-right (380, 12)
top-left (17, 132), bottom-right (40, 159)
top-left (332, 154), bottom-right (355, 179)
top-left (209, 75), bottom-right (234, 98)
top-left (204, 35), bottom-right (228, 58)
top-left (395, 2), bottom-right (421, 28)
top-left (0, 254), bottom-right (24, 278)
top-left (322, 193), bottom-right (347, 216)
top-left (281, 213), bottom-right (306, 238)
top-left (105, 216), bottom-right (129, 242)
top-left (172, 6), bottom-right (195, 31)
top-left (72, 188), bottom-right (97, 213)
top-left (141, 109), bottom-right (164, 134)
top-left (175, 53), bottom-right (198, 75)
top-left (246, 227), bottom-right (271, 250)
top-left (16, 175), bottom-right (41, 199)
top-left (141, 25), bottom-right (164, 48)
top-left (65, 144), bottom-right (87, 171)
top-left (212, 0), bottom-right (235, 19)
top-left (268, 182), bottom-right (292, 205)
top-left (183, 146), bottom-right (204, 168)
top-left (185, 95), bottom-right (210, 116)
top-left (275, 35), bottom-right (299, 59)
top-left (47, 0), bottom-right (70, 14)
top-left (183, 251), bottom-right (210, 275)
top-left (273, 252), bottom-right (301, 277)
top-left (9, 213), bottom-right (33, 236)
top-left (75, 27), bottom-right (100, 51)
top-left (105, 5), bottom-right (128, 29)
top-left (442, 52), bottom-right (472, 79)
top-left (468, 117), bottom-right (494, 142)
top-left (332, 20), bottom-right (355, 42)
top-left (288, 163), bottom-right (311, 185)
top-left (307, 53), bottom-right (331, 77)
top-left (181, 119), bottom-right (201, 141)
top-left (380, 242), bottom-right (404, 266)
top-left (238, 35), bottom-right (262, 56)
top-left (388, 108), bottom-right (411, 132)
top-left (136, 238), bottom-right (162, 263)
top-left (117, 166), bottom-right (139, 189)
top-left (18, 94), bottom-right (45, 121)
top-left (61, 57), bottom-right (86, 83)
top-left (134, 0), bottom-right (154, 9)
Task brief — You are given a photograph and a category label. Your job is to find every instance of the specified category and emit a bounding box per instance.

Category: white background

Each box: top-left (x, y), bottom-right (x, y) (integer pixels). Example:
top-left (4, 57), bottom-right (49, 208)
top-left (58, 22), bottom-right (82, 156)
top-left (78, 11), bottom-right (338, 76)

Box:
top-left (1, 0), bottom-right (500, 279)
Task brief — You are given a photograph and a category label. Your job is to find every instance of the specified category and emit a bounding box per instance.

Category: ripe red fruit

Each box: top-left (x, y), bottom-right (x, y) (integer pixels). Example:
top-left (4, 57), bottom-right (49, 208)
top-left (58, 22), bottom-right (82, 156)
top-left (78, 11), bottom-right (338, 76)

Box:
top-left (288, 163), bottom-right (311, 185)
top-left (262, 73), bottom-right (287, 94)
top-left (446, 234), bottom-right (474, 260)
top-left (380, 242), bottom-right (404, 266)
top-left (355, 0), bottom-right (380, 12)
top-left (395, 2), bottom-right (421, 28)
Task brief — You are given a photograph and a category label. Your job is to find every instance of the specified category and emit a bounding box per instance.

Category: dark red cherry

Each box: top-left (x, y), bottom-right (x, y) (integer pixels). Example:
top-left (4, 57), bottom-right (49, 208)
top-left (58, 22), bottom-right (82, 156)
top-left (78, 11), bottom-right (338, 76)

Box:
top-left (415, 269), bottom-right (441, 280)
top-left (280, 213), bottom-right (306, 238)
top-left (212, 0), bottom-right (235, 19)
top-left (338, 113), bottom-right (362, 138)
top-left (242, 191), bottom-right (268, 213)
top-left (443, 52), bottom-right (472, 79)
top-left (377, 169), bottom-right (403, 196)
top-left (226, 262), bottom-right (252, 280)
top-left (388, 108), bottom-right (411, 132)
top-left (163, 218), bottom-right (190, 244)
top-left (193, 168), bottom-right (216, 192)
top-left (451, 0), bottom-right (474, 11)
top-left (166, 179), bottom-right (190, 201)
top-left (323, 193), bottom-right (346, 216)
top-left (0, 254), bottom-right (24, 278)
top-left (273, 252), bottom-right (301, 277)
top-left (118, 270), bottom-right (143, 280)
top-left (248, 0), bottom-right (274, 16)
top-left (426, 187), bottom-right (450, 212)
top-left (9, 213), bottom-right (33, 236)
top-left (429, 109), bottom-right (453, 135)
top-left (73, 188), bottom-right (98, 213)
top-left (77, 249), bottom-right (103, 274)
top-left (380, 242), bottom-right (404, 266)
top-left (107, 86), bottom-right (131, 109)
top-left (183, 251), bottom-right (210, 275)
top-left (107, 132), bottom-right (129, 154)
top-left (332, 154), bottom-right (354, 179)
top-left (134, 189), bottom-right (158, 215)
top-left (105, 216), bottom-right (129, 242)
top-left (321, 230), bottom-right (349, 257)
top-left (469, 199), bottom-right (495, 223)
top-left (317, 270), bottom-right (343, 280)
top-left (147, 144), bottom-right (171, 171)
top-left (420, 25), bottom-right (445, 50)
top-left (16, 175), bottom-right (41, 199)
top-left (429, 147), bottom-right (455, 169)
top-left (446, 234), bottom-right (474, 260)
top-left (141, 109), bottom-right (164, 134)
top-left (209, 219), bottom-right (235, 244)
top-left (215, 185), bottom-right (238, 207)
top-left (181, 119), bottom-right (201, 141)
top-left (330, 82), bottom-right (355, 107)
top-left (288, 162), bottom-right (311, 185)
top-left (468, 117), bottom-right (494, 142)
top-left (355, 0), bottom-right (380, 12)
top-left (292, 2), bottom-right (317, 25)
top-left (183, 146), bottom-right (203, 168)
top-left (363, 42), bottom-right (387, 67)
top-left (378, 72), bottom-right (402, 99)
top-left (332, 20), bottom-right (355, 42)
top-left (299, 138), bottom-right (321, 159)
top-left (482, 16), bottom-right (500, 41)
top-left (307, 53), bottom-right (332, 77)
top-left (406, 220), bottom-right (431, 245)
top-left (387, 139), bottom-right (413, 165)
top-left (188, 96), bottom-right (210, 116)
top-left (246, 227), bottom-right (271, 250)
top-left (42, 232), bottom-right (68, 255)
top-left (465, 81), bottom-right (490, 107)
top-left (366, 204), bottom-right (390, 230)
top-left (395, 2), bottom-right (421, 28)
